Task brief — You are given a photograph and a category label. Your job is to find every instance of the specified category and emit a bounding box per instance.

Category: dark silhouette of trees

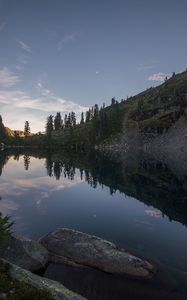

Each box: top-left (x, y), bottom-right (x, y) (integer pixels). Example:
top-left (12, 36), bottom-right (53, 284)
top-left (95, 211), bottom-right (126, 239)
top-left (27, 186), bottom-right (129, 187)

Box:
top-left (24, 121), bottom-right (31, 137)
top-left (54, 112), bottom-right (62, 131)
top-left (43, 96), bottom-right (124, 148)
top-left (23, 155), bottom-right (30, 170)
top-left (111, 97), bottom-right (116, 106)
top-left (46, 115), bottom-right (54, 138)
top-left (80, 112), bottom-right (84, 124)
top-left (71, 112), bottom-right (76, 127)
top-left (0, 115), bottom-right (6, 139)
top-left (86, 110), bottom-right (91, 122)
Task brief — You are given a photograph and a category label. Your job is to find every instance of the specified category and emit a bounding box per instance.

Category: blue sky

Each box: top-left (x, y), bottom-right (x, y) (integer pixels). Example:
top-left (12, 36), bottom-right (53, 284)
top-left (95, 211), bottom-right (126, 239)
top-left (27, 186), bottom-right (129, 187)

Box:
top-left (0, 0), bottom-right (187, 132)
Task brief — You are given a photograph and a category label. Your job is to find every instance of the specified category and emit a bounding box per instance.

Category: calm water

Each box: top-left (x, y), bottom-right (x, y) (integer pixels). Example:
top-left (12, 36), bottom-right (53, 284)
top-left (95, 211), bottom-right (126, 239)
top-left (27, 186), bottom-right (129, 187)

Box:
top-left (0, 149), bottom-right (187, 300)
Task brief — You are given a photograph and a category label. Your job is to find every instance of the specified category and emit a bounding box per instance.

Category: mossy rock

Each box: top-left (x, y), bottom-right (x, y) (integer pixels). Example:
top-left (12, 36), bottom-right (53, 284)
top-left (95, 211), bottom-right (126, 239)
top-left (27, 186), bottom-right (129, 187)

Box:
top-left (0, 235), bottom-right (49, 272)
top-left (0, 259), bottom-right (86, 300)
top-left (39, 228), bottom-right (155, 279)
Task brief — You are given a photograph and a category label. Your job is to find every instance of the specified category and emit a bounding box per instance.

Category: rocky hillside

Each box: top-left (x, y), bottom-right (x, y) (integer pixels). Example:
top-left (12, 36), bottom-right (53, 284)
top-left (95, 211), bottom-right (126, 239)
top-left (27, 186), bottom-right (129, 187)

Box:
top-left (0, 115), bottom-right (6, 139)
top-left (5, 127), bottom-right (25, 138)
top-left (51, 69), bottom-right (187, 150)
top-left (1, 70), bottom-right (187, 149)
top-left (104, 70), bottom-right (187, 150)
top-left (0, 115), bottom-right (28, 141)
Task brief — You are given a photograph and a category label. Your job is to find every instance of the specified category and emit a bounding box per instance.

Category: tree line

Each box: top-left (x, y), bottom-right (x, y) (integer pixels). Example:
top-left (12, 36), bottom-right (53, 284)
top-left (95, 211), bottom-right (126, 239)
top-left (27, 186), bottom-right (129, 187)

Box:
top-left (1, 96), bottom-right (125, 147)
top-left (45, 97), bottom-right (124, 144)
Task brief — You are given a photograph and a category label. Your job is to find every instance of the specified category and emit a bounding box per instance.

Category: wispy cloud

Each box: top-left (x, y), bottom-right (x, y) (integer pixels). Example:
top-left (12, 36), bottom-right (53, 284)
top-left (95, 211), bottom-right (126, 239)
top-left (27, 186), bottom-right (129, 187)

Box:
top-left (17, 54), bottom-right (28, 65)
top-left (57, 32), bottom-right (80, 51)
top-left (0, 89), bottom-right (88, 113)
top-left (148, 72), bottom-right (171, 82)
top-left (36, 80), bottom-right (51, 96)
top-left (14, 65), bottom-right (24, 71)
top-left (0, 22), bottom-right (6, 32)
top-left (0, 87), bottom-right (88, 132)
top-left (17, 40), bottom-right (32, 53)
top-left (138, 59), bottom-right (158, 72)
top-left (0, 67), bottom-right (20, 87)
top-left (138, 64), bottom-right (155, 71)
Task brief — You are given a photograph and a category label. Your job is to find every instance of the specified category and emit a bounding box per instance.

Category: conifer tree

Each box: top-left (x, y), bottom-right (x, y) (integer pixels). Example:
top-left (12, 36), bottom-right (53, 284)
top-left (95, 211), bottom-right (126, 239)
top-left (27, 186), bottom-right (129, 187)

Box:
top-left (71, 112), bottom-right (76, 127)
top-left (46, 115), bottom-right (54, 137)
top-left (54, 112), bottom-right (62, 131)
top-left (80, 112), bottom-right (84, 124)
top-left (0, 115), bottom-right (6, 138)
top-left (24, 121), bottom-right (31, 137)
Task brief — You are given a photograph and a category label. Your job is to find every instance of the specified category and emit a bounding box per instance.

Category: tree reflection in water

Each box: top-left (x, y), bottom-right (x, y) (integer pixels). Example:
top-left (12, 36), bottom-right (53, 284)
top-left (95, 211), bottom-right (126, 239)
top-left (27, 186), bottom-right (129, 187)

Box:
top-left (0, 148), bottom-right (187, 226)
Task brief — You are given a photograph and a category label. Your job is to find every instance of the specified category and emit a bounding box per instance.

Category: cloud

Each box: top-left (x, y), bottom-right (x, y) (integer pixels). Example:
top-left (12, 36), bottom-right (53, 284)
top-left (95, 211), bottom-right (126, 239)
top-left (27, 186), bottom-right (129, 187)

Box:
top-left (17, 54), bottom-right (28, 65)
top-left (148, 72), bottom-right (171, 82)
top-left (14, 65), bottom-right (23, 71)
top-left (138, 59), bottom-right (158, 71)
top-left (0, 22), bottom-right (6, 32)
top-left (17, 40), bottom-right (32, 53)
top-left (0, 89), bottom-right (88, 113)
top-left (0, 67), bottom-right (20, 87)
top-left (138, 64), bottom-right (155, 71)
top-left (36, 80), bottom-right (51, 96)
top-left (0, 88), bottom-right (88, 132)
top-left (57, 32), bottom-right (81, 51)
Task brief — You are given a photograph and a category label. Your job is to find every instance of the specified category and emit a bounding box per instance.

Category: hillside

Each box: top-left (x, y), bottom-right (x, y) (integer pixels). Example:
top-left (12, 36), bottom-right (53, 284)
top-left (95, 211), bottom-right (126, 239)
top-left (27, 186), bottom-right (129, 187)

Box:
top-left (1, 69), bottom-right (187, 150)
top-left (49, 69), bottom-right (187, 150)
top-left (5, 127), bottom-right (25, 138)
top-left (0, 115), bottom-right (6, 139)
top-left (0, 117), bottom-right (32, 143)
top-left (116, 70), bottom-right (187, 149)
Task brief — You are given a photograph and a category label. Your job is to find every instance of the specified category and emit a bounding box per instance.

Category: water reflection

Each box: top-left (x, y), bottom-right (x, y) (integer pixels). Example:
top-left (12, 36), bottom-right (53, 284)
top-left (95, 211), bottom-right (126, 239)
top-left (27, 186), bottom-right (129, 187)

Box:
top-left (0, 148), bottom-right (187, 299)
top-left (0, 148), bottom-right (187, 226)
top-left (23, 155), bottom-right (30, 171)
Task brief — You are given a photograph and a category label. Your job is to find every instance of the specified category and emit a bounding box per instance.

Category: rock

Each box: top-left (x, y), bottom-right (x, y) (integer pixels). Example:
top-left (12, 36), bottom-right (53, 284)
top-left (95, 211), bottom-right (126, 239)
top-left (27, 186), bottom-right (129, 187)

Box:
top-left (39, 228), bottom-right (155, 279)
top-left (0, 259), bottom-right (87, 300)
top-left (0, 234), bottom-right (49, 272)
top-left (0, 293), bottom-right (6, 300)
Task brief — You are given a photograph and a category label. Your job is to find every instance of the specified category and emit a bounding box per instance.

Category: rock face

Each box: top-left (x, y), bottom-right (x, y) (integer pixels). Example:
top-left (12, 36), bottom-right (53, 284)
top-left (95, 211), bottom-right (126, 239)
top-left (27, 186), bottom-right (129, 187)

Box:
top-left (0, 259), bottom-right (87, 300)
top-left (39, 228), bottom-right (155, 279)
top-left (0, 234), bottom-right (49, 272)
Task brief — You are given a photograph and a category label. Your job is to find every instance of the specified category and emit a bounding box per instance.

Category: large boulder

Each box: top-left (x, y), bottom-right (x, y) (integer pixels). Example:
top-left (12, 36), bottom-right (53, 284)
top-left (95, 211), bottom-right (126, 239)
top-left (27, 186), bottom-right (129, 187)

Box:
top-left (0, 234), bottom-right (49, 272)
top-left (0, 258), bottom-right (87, 300)
top-left (39, 228), bottom-right (155, 279)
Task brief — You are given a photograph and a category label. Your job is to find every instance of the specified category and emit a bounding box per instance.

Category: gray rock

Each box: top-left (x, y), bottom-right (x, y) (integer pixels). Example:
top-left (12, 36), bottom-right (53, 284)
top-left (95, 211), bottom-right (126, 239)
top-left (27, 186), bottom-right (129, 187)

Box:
top-left (39, 228), bottom-right (155, 279)
top-left (0, 259), bottom-right (86, 300)
top-left (0, 293), bottom-right (6, 300)
top-left (0, 234), bottom-right (49, 272)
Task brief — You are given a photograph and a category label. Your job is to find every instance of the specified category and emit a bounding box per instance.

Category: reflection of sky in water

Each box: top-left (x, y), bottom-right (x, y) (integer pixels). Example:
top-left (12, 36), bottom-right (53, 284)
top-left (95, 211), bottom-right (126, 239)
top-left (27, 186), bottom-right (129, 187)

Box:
top-left (0, 155), bottom-right (187, 288)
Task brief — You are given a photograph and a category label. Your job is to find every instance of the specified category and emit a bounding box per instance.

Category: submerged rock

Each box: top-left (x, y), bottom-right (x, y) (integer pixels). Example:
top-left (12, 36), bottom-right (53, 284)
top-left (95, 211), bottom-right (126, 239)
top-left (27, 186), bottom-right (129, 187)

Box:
top-left (39, 228), bottom-right (155, 279)
top-left (0, 234), bottom-right (49, 272)
top-left (0, 258), bottom-right (87, 300)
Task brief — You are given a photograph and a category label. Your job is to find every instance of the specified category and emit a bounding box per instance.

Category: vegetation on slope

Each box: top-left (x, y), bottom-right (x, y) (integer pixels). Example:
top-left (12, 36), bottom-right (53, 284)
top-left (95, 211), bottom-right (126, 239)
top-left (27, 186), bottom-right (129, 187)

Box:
top-left (0, 262), bottom-right (53, 300)
top-left (1, 70), bottom-right (187, 148)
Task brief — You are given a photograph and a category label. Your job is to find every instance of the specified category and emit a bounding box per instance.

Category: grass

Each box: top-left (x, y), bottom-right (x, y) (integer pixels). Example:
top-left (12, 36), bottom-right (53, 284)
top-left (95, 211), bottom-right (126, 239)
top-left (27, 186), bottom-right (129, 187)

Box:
top-left (0, 263), bottom-right (53, 300)
top-left (0, 214), bottom-right (13, 241)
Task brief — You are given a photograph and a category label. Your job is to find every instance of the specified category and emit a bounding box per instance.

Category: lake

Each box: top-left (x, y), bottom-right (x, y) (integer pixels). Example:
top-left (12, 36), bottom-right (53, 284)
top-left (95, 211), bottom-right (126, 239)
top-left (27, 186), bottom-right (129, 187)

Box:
top-left (0, 148), bottom-right (187, 300)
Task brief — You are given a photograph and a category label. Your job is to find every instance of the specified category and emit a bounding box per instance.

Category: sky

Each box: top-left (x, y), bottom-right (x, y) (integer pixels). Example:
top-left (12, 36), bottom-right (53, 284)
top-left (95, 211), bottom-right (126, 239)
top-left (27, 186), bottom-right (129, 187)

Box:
top-left (0, 0), bottom-right (187, 132)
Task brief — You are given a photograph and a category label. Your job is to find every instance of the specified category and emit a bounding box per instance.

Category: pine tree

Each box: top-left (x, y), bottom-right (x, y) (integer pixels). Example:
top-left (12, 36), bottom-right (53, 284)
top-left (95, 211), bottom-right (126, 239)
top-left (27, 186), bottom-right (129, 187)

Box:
top-left (80, 112), bottom-right (84, 124)
top-left (64, 114), bottom-right (68, 128)
top-left (86, 110), bottom-right (90, 122)
top-left (93, 104), bottom-right (99, 118)
top-left (54, 112), bottom-right (62, 131)
top-left (71, 112), bottom-right (76, 127)
top-left (67, 113), bottom-right (71, 128)
top-left (0, 115), bottom-right (6, 138)
top-left (24, 121), bottom-right (31, 137)
top-left (111, 97), bottom-right (116, 106)
top-left (46, 115), bottom-right (54, 137)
